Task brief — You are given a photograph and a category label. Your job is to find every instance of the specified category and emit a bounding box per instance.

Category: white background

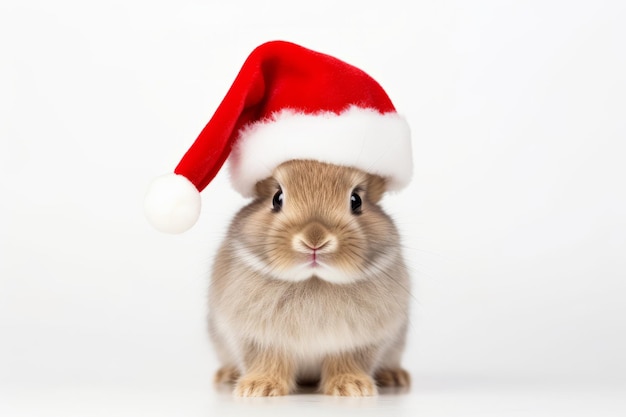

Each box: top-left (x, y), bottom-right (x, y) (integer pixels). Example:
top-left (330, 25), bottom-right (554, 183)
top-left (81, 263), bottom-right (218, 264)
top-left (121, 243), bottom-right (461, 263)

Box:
top-left (1, 0), bottom-right (625, 416)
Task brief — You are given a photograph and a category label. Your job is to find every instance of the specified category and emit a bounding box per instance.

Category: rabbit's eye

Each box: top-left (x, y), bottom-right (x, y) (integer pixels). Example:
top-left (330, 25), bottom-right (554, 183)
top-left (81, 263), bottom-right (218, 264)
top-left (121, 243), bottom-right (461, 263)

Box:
top-left (272, 189), bottom-right (284, 212)
top-left (350, 191), bottom-right (362, 214)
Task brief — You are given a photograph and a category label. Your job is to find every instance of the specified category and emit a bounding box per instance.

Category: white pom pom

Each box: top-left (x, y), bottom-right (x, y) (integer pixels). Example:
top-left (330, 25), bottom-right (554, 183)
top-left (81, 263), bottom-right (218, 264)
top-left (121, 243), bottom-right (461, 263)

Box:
top-left (144, 173), bottom-right (201, 234)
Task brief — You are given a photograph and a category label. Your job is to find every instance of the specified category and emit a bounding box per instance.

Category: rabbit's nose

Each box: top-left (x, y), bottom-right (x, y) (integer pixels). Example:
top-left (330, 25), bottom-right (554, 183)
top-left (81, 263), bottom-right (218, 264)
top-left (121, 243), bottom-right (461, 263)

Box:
top-left (294, 222), bottom-right (338, 253)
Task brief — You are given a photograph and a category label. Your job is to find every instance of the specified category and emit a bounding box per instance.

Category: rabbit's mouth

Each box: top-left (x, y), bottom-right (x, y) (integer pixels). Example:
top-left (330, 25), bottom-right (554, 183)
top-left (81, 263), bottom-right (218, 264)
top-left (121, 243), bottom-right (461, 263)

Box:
top-left (231, 240), bottom-right (364, 284)
top-left (307, 249), bottom-right (324, 268)
top-left (283, 253), bottom-right (366, 284)
top-left (279, 256), bottom-right (362, 284)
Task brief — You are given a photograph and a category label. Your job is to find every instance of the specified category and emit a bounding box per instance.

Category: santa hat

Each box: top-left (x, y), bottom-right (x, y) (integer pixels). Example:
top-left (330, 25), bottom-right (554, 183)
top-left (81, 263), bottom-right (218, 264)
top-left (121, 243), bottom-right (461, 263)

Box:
top-left (144, 40), bottom-right (412, 234)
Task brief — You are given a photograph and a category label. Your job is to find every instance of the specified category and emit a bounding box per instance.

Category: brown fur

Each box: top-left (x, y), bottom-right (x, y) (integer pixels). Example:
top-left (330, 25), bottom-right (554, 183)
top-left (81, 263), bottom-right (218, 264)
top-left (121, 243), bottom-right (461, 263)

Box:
top-left (374, 368), bottom-right (411, 388)
top-left (209, 160), bottom-right (411, 397)
top-left (320, 347), bottom-right (377, 396)
top-left (234, 346), bottom-right (296, 396)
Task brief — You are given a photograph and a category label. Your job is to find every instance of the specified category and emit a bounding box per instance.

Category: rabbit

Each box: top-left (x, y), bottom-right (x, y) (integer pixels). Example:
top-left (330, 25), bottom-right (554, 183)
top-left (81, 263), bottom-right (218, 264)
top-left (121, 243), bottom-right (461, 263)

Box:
top-left (208, 159), bottom-right (411, 397)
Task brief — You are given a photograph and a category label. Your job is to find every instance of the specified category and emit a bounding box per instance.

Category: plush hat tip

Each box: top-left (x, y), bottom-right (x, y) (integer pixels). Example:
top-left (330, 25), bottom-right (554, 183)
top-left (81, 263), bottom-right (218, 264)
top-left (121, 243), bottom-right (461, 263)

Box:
top-left (144, 173), bottom-right (201, 234)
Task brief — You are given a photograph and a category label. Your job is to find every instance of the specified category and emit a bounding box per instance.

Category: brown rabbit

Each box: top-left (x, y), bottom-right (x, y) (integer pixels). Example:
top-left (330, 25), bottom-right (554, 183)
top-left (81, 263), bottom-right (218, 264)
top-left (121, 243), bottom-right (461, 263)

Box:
top-left (208, 159), bottom-right (411, 397)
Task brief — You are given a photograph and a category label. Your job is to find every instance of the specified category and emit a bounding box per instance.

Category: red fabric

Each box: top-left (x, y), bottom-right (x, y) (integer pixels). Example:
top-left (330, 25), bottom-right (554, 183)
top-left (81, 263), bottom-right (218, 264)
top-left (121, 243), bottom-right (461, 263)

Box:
top-left (174, 40), bottom-right (397, 192)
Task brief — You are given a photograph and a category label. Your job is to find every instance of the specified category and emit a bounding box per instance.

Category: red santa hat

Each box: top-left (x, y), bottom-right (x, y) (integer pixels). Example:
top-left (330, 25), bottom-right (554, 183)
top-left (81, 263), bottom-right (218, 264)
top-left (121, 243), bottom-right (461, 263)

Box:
top-left (144, 40), bottom-right (412, 234)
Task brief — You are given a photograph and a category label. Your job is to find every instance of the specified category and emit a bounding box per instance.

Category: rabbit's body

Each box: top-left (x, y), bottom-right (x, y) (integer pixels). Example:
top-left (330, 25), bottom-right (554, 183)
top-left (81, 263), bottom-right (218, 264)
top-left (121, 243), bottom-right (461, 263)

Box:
top-left (209, 260), bottom-right (409, 382)
top-left (209, 160), bottom-right (411, 397)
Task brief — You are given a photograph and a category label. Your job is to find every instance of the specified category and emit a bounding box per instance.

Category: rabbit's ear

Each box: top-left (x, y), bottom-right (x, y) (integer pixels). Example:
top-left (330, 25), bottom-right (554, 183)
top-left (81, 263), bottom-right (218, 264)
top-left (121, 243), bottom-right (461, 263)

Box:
top-left (254, 176), bottom-right (280, 199)
top-left (366, 175), bottom-right (387, 204)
